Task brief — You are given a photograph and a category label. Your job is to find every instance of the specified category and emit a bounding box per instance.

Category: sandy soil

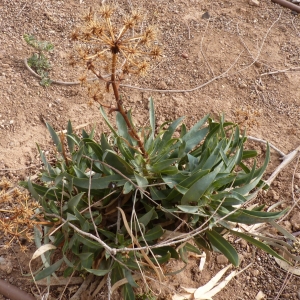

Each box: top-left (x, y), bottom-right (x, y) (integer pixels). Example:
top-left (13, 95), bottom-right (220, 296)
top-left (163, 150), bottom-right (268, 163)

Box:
top-left (0, 0), bottom-right (300, 299)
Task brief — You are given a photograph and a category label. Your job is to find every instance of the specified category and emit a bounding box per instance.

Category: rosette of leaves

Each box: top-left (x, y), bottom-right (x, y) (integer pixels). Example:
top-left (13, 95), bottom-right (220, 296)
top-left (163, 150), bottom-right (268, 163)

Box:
top-left (21, 99), bottom-right (287, 299)
top-left (24, 34), bottom-right (54, 86)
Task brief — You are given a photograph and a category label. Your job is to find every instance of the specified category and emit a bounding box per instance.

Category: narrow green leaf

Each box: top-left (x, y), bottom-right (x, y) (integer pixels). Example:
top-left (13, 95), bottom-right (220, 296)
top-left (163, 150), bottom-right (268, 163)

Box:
top-left (35, 258), bottom-right (64, 281)
top-left (143, 225), bottom-right (164, 241)
top-left (67, 121), bottom-right (74, 153)
top-left (181, 162), bottom-right (223, 204)
top-left (124, 270), bottom-right (139, 288)
top-left (230, 230), bottom-right (287, 262)
top-left (46, 122), bottom-right (62, 152)
top-left (78, 252), bottom-right (94, 269)
top-left (122, 283), bottom-right (135, 300)
top-left (67, 192), bottom-right (85, 213)
top-left (149, 97), bottom-right (155, 139)
top-left (206, 230), bottom-right (239, 266)
top-left (85, 268), bottom-right (110, 276)
top-left (185, 242), bottom-right (202, 255)
top-left (99, 106), bottom-right (118, 136)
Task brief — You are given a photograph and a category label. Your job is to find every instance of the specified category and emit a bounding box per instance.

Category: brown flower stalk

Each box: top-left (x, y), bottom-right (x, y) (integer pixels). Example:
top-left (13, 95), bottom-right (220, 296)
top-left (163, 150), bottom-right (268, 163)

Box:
top-left (71, 5), bottom-right (162, 157)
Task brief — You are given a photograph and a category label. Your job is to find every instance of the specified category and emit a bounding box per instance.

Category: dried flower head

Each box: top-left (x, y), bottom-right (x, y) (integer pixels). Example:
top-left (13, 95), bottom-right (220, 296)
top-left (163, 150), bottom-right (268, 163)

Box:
top-left (72, 5), bottom-right (162, 83)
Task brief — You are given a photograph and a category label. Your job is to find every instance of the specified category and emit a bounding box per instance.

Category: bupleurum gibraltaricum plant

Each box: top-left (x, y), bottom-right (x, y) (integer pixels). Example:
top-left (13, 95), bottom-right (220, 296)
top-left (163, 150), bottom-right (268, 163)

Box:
top-left (21, 5), bottom-right (291, 300)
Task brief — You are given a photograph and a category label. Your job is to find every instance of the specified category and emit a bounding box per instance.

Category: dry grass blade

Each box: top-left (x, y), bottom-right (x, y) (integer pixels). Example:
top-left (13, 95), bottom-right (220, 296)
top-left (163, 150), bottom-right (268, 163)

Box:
top-left (117, 207), bottom-right (165, 282)
top-left (193, 265), bottom-right (232, 298)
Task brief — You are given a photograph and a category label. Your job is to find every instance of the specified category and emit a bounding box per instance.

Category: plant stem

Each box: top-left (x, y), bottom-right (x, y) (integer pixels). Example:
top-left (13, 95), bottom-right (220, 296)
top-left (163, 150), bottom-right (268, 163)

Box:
top-left (110, 53), bottom-right (147, 157)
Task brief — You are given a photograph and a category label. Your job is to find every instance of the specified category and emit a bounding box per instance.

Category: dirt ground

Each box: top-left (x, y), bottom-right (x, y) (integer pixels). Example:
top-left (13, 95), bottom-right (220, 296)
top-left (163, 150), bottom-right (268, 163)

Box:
top-left (0, 0), bottom-right (300, 299)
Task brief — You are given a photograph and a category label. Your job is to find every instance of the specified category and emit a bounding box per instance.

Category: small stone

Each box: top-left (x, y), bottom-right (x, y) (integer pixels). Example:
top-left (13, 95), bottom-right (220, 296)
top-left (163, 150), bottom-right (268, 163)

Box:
top-left (158, 81), bottom-right (168, 90)
top-left (269, 190), bottom-right (279, 201)
top-left (257, 85), bottom-right (265, 91)
top-left (255, 291), bottom-right (266, 300)
top-left (216, 254), bottom-right (228, 265)
top-left (34, 116), bottom-right (39, 122)
top-left (9, 120), bottom-right (14, 125)
top-left (282, 220), bottom-right (292, 232)
top-left (181, 53), bottom-right (189, 59)
top-left (249, 0), bottom-right (260, 6)
top-left (295, 173), bottom-right (300, 179)
top-left (251, 269), bottom-right (260, 276)
top-left (0, 257), bottom-right (13, 274)
top-left (59, 107), bottom-right (63, 111)
top-left (239, 239), bottom-right (248, 248)
top-left (239, 83), bottom-right (247, 89)
top-left (290, 213), bottom-right (300, 231)
top-left (254, 61), bottom-right (262, 68)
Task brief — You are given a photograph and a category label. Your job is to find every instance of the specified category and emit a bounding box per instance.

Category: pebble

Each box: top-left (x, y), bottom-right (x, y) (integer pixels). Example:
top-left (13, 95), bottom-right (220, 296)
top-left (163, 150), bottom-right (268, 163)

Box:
top-left (9, 120), bottom-right (14, 125)
top-left (239, 239), bottom-right (248, 248)
top-left (295, 173), bottom-right (300, 179)
top-left (59, 107), bottom-right (63, 111)
top-left (158, 81), bottom-right (168, 90)
top-left (249, 0), bottom-right (260, 6)
top-left (239, 83), bottom-right (247, 89)
top-left (290, 213), bottom-right (300, 231)
top-left (257, 85), bottom-right (265, 91)
top-left (181, 53), bottom-right (188, 59)
top-left (216, 254), bottom-right (228, 265)
top-left (0, 257), bottom-right (13, 274)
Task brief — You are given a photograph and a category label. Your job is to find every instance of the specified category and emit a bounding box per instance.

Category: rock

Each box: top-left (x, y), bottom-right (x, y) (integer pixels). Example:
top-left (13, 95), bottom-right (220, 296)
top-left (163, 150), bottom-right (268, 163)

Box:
top-left (249, 0), bottom-right (260, 6)
top-left (282, 220), bottom-right (292, 232)
top-left (295, 173), bottom-right (300, 179)
top-left (0, 257), bottom-right (13, 274)
top-left (216, 254), bottom-right (228, 265)
top-left (239, 239), bottom-right (248, 248)
top-left (257, 85), bottom-right (265, 91)
top-left (255, 291), bottom-right (266, 300)
top-left (239, 83), bottom-right (247, 89)
top-left (251, 269), bottom-right (260, 276)
top-left (290, 213), bottom-right (300, 231)
top-left (269, 190), bottom-right (279, 201)
top-left (254, 61), bottom-right (262, 68)
top-left (158, 81), bottom-right (168, 90)
top-left (181, 53), bottom-right (189, 59)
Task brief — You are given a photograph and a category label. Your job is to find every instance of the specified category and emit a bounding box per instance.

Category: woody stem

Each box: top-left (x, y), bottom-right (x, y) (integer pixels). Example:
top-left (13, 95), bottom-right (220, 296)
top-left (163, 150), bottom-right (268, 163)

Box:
top-left (111, 53), bottom-right (147, 157)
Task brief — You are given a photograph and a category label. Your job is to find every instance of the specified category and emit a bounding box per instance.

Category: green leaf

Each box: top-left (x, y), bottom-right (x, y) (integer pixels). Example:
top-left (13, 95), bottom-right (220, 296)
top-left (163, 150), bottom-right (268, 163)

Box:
top-left (149, 158), bottom-right (178, 173)
top-left (150, 251), bottom-right (171, 264)
top-left (78, 252), bottom-right (94, 269)
top-left (67, 121), bottom-right (74, 153)
top-left (219, 207), bottom-right (288, 224)
top-left (138, 207), bottom-right (156, 228)
top-left (46, 123), bottom-right (62, 153)
top-left (206, 230), bottom-right (239, 266)
top-left (230, 230), bottom-right (287, 262)
top-left (104, 150), bottom-right (134, 175)
top-left (35, 258), bottom-right (64, 281)
top-left (83, 139), bottom-right (103, 160)
top-left (185, 242), bottom-right (202, 255)
top-left (116, 112), bottom-right (134, 144)
top-left (161, 117), bottom-right (185, 148)
top-left (66, 173), bottom-right (130, 190)
top-left (176, 205), bottom-right (198, 214)
top-left (27, 178), bottom-right (40, 201)
top-left (85, 268), bottom-right (110, 276)
top-left (99, 106), bottom-right (118, 136)
top-left (181, 162), bottom-right (223, 204)
top-left (122, 283), bottom-right (135, 300)
top-left (67, 193), bottom-right (85, 213)
top-left (143, 225), bottom-right (164, 241)
top-left (149, 97), bottom-right (155, 139)
top-left (134, 173), bottom-right (148, 188)
top-left (124, 270), bottom-right (139, 288)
